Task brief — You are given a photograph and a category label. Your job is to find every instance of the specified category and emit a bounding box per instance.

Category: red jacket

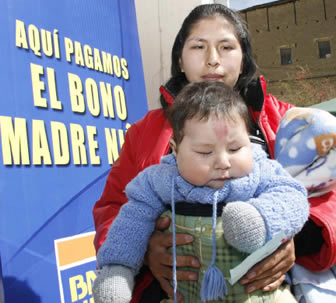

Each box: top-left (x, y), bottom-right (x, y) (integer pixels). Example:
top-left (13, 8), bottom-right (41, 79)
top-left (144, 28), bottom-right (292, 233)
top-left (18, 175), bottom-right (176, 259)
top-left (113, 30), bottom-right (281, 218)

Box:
top-left (92, 76), bottom-right (336, 302)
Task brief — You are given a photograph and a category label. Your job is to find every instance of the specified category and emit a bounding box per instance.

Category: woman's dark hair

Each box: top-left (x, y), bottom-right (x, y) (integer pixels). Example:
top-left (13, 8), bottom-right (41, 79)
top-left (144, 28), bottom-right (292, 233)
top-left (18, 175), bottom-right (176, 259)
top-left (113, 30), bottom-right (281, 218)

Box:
top-left (160, 4), bottom-right (257, 115)
top-left (169, 81), bottom-right (252, 146)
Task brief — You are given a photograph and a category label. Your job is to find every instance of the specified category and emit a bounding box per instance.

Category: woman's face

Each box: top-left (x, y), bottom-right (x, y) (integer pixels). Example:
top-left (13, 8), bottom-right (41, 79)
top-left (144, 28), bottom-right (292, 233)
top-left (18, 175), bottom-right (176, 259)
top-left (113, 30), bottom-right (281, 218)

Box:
top-left (179, 16), bottom-right (243, 88)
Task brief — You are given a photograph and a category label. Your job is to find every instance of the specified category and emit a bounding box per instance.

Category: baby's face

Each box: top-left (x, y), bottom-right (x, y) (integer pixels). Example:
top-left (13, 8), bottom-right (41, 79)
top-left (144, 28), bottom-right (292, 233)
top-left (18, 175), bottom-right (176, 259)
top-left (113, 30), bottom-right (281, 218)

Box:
top-left (171, 113), bottom-right (253, 189)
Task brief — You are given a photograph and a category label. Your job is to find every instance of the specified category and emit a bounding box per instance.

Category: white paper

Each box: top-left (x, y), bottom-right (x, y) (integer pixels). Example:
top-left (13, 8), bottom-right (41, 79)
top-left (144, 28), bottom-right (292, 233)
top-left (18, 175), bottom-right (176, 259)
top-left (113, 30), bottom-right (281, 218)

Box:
top-left (229, 231), bottom-right (287, 285)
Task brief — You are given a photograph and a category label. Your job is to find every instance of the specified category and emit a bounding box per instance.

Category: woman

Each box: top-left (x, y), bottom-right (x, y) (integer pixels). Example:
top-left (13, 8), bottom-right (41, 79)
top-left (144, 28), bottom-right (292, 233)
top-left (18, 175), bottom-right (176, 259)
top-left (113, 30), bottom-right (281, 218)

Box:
top-left (93, 4), bottom-right (336, 302)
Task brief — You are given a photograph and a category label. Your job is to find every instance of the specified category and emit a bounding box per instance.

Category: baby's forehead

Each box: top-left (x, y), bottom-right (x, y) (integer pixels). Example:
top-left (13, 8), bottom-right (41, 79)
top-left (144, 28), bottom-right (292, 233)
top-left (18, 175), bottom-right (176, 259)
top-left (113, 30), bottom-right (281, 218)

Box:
top-left (184, 113), bottom-right (247, 137)
top-left (188, 112), bottom-right (244, 126)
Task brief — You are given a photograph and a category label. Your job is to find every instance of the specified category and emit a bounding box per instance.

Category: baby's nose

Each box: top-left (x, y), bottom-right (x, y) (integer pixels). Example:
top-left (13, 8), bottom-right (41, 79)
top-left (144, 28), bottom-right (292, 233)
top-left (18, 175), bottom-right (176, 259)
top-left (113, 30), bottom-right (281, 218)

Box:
top-left (215, 152), bottom-right (231, 169)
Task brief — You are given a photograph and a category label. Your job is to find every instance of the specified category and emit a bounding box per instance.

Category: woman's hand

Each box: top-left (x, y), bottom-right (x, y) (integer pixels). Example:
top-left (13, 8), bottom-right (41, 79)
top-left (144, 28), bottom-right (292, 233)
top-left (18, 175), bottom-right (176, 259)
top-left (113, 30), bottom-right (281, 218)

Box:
top-left (239, 238), bottom-right (295, 293)
top-left (145, 216), bottom-right (201, 302)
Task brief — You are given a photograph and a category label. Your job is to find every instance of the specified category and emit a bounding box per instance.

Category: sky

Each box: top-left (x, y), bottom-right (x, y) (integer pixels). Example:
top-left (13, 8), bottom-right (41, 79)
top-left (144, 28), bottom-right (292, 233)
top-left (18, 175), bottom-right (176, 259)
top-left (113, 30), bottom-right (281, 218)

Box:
top-left (230, 0), bottom-right (277, 10)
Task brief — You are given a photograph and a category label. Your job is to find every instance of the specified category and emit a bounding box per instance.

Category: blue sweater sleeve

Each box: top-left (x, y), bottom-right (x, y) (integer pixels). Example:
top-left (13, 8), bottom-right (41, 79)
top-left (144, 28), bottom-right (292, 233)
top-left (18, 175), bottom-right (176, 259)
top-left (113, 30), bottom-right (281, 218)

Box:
top-left (96, 163), bottom-right (174, 272)
top-left (250, 157), bottom-right (309, 241)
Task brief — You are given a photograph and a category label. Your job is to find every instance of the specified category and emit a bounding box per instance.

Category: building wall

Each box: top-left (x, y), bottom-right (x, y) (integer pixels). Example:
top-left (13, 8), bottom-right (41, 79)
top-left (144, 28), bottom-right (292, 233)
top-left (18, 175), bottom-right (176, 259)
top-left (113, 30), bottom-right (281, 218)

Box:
top-left (242, 0), bottom-right (336, 80)
top-left (241, 0), bottom-right (336, 105)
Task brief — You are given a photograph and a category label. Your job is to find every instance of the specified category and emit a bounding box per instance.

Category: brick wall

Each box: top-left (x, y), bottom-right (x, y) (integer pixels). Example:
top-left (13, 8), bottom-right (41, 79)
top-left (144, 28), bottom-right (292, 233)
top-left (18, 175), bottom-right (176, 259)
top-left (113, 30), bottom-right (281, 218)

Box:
top-left (241, 0), bottom-right (336, 105)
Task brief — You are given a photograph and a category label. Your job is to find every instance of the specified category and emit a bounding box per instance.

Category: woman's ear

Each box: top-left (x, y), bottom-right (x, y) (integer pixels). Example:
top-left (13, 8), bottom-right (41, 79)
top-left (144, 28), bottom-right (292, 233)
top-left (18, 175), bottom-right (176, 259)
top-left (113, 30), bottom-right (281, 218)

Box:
top-left (240, 60), bottom-right (243, 75)
top-left (179, 58), bottom-right (184, 73)
top-left (169, 138), bottom-right (177, 156)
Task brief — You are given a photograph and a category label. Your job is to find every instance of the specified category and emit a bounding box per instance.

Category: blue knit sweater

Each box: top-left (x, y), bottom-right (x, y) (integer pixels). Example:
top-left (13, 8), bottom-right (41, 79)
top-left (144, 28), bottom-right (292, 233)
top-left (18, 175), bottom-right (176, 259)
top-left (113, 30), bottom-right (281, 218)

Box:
top-left (97, 144), bottom-right (308, 272)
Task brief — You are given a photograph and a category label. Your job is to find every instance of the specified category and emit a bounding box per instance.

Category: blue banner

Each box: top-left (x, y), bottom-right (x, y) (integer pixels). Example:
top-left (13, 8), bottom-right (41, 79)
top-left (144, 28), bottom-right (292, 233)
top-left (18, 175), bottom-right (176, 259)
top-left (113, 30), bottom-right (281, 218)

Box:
top-left (0, 0), bottom-right (148, 302)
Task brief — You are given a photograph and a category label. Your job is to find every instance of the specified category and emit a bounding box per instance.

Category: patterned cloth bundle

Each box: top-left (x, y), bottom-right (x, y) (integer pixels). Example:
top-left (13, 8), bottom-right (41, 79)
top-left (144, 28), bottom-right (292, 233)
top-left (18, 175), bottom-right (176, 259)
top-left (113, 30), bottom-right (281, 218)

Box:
top-left (275, 107), bottom-right (336, 197)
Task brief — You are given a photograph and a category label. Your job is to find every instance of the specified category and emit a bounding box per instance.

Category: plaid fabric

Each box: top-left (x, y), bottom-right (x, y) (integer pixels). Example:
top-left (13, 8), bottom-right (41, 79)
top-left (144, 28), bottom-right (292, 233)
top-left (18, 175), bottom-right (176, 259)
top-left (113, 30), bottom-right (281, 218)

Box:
top-left (163, 211), bottom-right (282, 303)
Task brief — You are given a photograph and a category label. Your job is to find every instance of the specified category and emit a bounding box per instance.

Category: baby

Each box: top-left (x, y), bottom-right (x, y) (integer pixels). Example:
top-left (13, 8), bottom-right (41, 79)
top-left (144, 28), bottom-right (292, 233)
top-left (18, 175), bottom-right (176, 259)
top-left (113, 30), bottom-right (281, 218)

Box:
top-left (93, 81), bottom-right (309, 303)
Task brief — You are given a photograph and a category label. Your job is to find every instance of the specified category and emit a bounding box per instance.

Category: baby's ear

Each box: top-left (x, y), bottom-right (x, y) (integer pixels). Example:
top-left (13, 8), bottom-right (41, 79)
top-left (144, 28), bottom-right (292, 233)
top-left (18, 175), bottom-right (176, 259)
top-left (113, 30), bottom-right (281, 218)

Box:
top-left (169, 138), bottom-right (177, 156)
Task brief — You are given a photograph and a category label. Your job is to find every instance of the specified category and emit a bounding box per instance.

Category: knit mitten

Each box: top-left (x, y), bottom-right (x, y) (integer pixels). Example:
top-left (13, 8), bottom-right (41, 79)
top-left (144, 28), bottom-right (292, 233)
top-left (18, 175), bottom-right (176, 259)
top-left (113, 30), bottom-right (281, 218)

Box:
top-left (92, 264), bottom-right (135, 303)
top-left (222, 202), bottom-right (267, 254)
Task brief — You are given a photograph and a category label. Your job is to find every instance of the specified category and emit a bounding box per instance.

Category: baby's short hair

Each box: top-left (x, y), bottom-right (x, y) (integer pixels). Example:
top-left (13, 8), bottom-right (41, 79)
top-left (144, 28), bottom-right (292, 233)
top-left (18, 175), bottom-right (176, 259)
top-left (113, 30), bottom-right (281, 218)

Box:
top-left (169, 81), bottom-right (251, 146)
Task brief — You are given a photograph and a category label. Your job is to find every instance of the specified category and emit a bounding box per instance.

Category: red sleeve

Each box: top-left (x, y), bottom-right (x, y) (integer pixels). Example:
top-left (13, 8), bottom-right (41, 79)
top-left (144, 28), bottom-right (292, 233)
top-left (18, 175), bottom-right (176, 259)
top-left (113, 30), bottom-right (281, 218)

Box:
top-left (92, 123), bottom-right (139, 252)
top-left (296, 189), bottom-right (336, 271)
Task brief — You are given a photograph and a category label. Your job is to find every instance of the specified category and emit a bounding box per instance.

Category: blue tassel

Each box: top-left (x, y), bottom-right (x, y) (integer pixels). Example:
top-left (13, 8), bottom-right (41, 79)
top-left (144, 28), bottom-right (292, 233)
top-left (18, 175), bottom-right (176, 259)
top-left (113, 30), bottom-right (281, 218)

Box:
top-left (201, 191), bottom-right (228, 302)
top-left (201, 264), bottom-right (227, 302)
top-left (171, 177), bottom-right (178, 303)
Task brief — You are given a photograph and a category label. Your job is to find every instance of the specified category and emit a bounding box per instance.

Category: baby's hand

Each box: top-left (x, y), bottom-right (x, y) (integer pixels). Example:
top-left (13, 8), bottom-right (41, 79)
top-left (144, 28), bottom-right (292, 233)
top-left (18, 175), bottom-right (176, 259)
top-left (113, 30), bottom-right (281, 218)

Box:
top-left (222, 202), bottom-right (266, 253)
top-left (92, 265), bottom-right (135, 303)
